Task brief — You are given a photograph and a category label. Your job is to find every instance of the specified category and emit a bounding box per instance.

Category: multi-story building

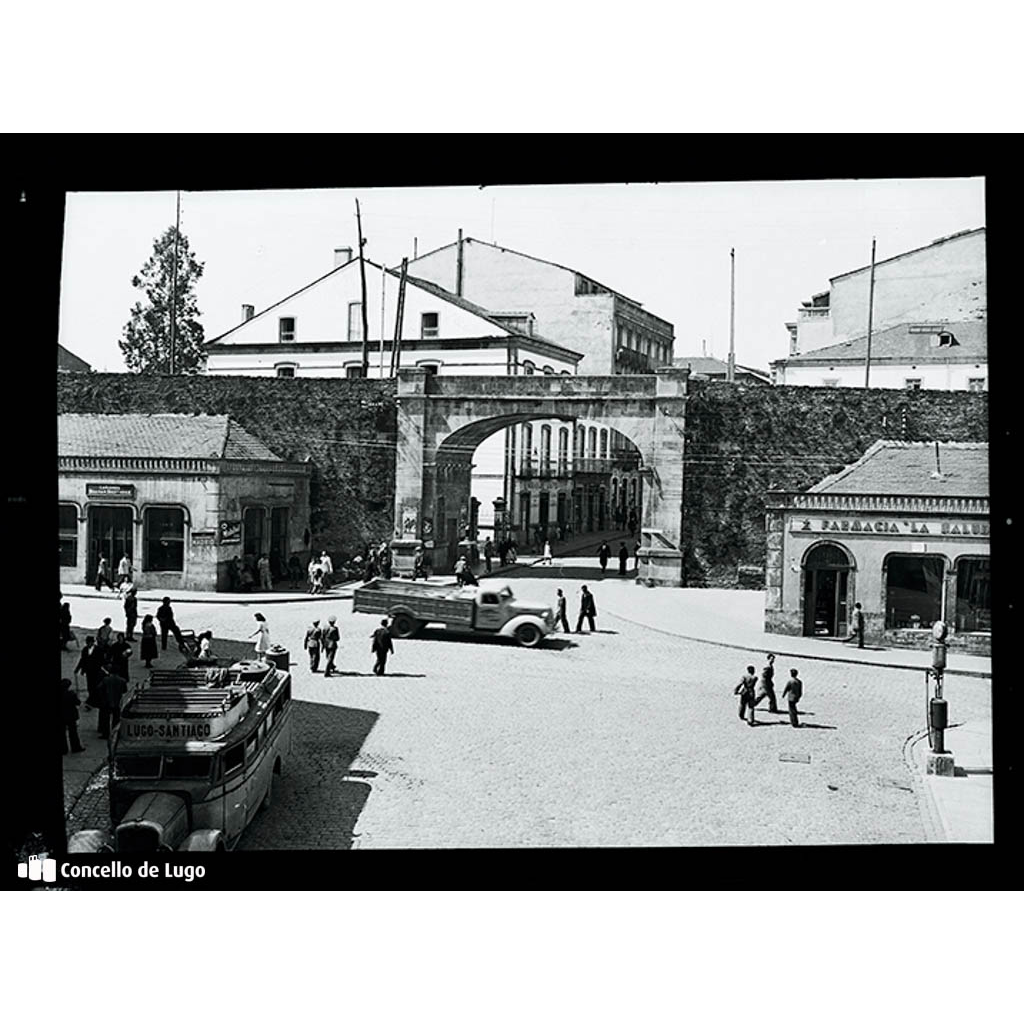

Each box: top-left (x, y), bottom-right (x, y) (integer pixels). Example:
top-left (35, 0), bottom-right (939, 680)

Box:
top-left (403, 236), bottom-right (675, 546)
top-left (783, 227), bottom-right (985, 358)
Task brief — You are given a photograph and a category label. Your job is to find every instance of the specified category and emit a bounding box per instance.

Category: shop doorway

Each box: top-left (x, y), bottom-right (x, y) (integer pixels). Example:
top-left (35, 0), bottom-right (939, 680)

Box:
top-left (88, 505), bottom-right (133, 585)
top-left (803, 544), bottom-right (851, 637)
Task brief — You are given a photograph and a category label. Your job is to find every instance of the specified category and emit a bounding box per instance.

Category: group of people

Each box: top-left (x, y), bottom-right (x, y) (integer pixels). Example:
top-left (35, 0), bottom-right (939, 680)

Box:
top-left (304, 615), bottom-right (395, 677)
top-left (550, 585), bottom-right (599, 634)
top-left (67, 626), bottom-right (131, 749)
top-left (94, 553), bottom-right (135, 593)
top-left (596, 541), bottom-right (640, 576)
top-left (734, 654), bottom-right (805, 728)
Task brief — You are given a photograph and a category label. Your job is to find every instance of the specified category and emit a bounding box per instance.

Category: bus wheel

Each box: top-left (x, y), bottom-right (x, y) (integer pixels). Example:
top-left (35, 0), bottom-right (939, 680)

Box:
top-left (261, 774), bottom-right (273, 811)
top-left (514, 623), bottom-right (543, 648)
top-left (391, 613), bottom-right (419, 639)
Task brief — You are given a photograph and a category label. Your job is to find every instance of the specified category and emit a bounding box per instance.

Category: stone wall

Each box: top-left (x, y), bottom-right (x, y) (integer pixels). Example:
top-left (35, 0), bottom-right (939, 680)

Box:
top-left (57, 373), bottom-right (398, 561)
top-left (681, 381), bottom-right (989, 588)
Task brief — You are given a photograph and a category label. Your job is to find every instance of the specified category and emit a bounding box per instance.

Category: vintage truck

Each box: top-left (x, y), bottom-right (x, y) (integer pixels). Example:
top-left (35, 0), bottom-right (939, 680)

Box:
top-left (352, 578), bottom-right (555, 647)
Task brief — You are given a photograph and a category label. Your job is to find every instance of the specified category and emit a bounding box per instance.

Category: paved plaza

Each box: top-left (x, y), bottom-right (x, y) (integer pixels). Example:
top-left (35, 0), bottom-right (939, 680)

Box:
top-left (62, 564), bottom-right (992, 848)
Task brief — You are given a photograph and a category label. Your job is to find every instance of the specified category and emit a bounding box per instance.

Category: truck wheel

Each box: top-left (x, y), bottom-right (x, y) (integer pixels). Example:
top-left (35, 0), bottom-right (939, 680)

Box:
top-left (391, 613), bottom-right (419, 639)
top-left (514, 623), bottom-right (543, 648)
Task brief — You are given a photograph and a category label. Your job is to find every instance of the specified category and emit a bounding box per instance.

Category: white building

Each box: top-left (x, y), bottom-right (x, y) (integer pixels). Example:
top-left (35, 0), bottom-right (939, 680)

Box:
top-left (771, 321), bottom-right (987, 391)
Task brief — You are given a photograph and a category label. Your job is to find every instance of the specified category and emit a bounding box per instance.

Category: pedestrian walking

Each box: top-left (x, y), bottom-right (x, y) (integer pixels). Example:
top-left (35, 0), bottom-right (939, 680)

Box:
top-left (123, 587), bottom-right (138, 640)
top-left (633, 540), bottom-right (640, 572)
top-left (484, 538), bottom-right (494, 574)
top-left (156, 597), bottom-right (184, 650)
top-left (60, 601), bottom-right (73, 650)
top-left (617, 542), bottom-right (629, 575)
top-left (61, 679), bottom-right (85, 754)
top-left (597, 542), bottom-right (611, 575)
top-left (575, 585), bottom-right (597, 633)
top-left (96, 617), bottom-right (114, 651)
top-left (844, 602), bottom-right (865, 649)
top-left (322, 616), bottom-right (340, 677)
top-left (258, 552), bottom-right (272, 591)
top-left (735, 665), bottom-right (758, 726)
top-left (116, 553), bottom-right (133, 587)
top-left (95, 555), bottom-right (115, 592)
top-left (782, 669), bottom-right (804, 728)
top-left (554, 588), bottom-right (571, 633)
top-left (454, 555), bottom-right (467, 584)
top-left (508, 541), bottom-right (518, 564)
top-left (753, 653), bottom-right (779, 713)
top-left (540, 539), bottom-right (553, 565)
top-left (320, 551), bottom-right (334, 588)
top-left (304, 619), bottom-right (323, 672)
top-left (371, 618), bottom-right (394, 676)
top-left (74, 637), bottom-right (103, 709)
top-left (96, 667), bottom-right (128, 740)
top-left (250, 612), bottom-right (271, 658)
top-left (139, 615), bottom-right (158, 668)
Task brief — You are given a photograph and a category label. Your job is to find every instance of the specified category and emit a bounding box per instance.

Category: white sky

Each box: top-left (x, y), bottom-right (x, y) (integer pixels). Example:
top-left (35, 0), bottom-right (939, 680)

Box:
top-left (58, 179), bottom-right (985, 374)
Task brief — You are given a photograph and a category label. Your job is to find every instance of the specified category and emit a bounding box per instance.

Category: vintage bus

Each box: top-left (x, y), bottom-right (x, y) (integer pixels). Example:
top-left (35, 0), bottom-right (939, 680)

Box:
top-left (69, 660), bottom-right (293, 853)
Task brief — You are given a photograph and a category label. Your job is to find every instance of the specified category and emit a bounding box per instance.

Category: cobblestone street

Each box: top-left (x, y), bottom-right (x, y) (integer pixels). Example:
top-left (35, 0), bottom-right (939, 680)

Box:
top-left (65, 576), bottom-right (991, 849)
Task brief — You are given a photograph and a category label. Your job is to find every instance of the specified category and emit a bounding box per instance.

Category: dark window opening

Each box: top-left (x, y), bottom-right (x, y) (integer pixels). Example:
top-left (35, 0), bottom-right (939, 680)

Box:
top-left (955, 558), bottom-right (991, 632)
top-left (144, 507), bottom-right (185, 572)
top-left (224, 744), bottom-right (244, 776)
top-left (59, 503), bottom-right (78, 567)
top-left (421, 312), bottom-right (439, 339)
top-left (276, 365), bottom-right (295, 377)
top-left (163, 755), bottom-right (213, 779)
top-left (885, 555), bottom-right (944, 630)
top-left (243, 506), bottom-right (264, 562)
top-left (116, 756), bottom-right (162, 778)
top-left (279, 317), bottom-right (295, 343)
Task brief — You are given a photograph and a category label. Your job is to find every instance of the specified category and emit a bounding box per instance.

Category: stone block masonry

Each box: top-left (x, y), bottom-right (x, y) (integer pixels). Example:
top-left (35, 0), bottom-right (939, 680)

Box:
top-left (680, 381), bottom-right (988, 588)
top-left (57, 373), bottom-right (399, 560)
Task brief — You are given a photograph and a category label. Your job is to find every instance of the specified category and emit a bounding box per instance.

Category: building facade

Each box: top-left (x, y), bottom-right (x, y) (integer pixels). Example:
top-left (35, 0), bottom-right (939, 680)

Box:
top-left (771, 321), bottom-right (987, 390)
top-left (59, 414), bottom-right (310, 592)
top-left (785, 227), bottom-right (986, 357)
top-left (764, 441), bottom-right (989, 654)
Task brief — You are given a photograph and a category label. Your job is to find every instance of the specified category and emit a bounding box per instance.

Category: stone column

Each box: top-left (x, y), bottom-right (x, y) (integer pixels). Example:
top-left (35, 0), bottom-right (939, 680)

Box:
top-left (638, 367), bottom-right (688, 587)
top-left (393, 367), bottom-right (429, 541)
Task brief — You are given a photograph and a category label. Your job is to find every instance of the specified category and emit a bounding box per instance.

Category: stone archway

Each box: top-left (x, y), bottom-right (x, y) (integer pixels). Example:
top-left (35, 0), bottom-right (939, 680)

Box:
top-left (392, 366), bottom-right (691, 585)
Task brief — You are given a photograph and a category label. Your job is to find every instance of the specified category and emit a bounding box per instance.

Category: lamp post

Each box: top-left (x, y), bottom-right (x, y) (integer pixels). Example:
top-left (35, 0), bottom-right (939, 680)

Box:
top-left (927, 619), bottom-right (955, 776)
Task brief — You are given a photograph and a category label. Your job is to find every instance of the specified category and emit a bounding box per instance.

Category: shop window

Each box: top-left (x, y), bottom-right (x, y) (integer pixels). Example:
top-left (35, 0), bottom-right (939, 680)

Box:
top-left (144, 507), bottom-right (185, 572)
top-left (275, 364), bottom-right (296, 377)
top-left (420, 312), bottom-right (439, 339)
top-left (345, 364), bottom-right (365, 378)
top-left (278, 317), bottom-right (295, 343)
top-left (885, 555), bottom-right (945, 630)
top-left (59, 503), bottom-right (78, 567)
top-left (955, 558), bottom-right (991, 633)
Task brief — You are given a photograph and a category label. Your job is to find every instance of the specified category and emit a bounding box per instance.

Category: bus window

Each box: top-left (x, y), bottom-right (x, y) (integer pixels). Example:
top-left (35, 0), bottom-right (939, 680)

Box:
top-left (259, 720), bottom-right (268, 743)
top-left (163, 755), bottom-right (213, 780)
top-left (245, 734), bottom-right (258, 762)
top-left (224, 744), bottom-right (244, 777)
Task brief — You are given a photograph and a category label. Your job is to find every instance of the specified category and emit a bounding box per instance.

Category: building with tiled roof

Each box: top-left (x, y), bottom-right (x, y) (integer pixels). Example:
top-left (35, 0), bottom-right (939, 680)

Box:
top-left (59, 414), bottom-right (310, 592)
top-left (771, 320), bottom-right (987, 391)
top-left (58, 343), bottom-right (92, 373)
top-left (764, 441), bottom-right (990, 654)
top-left (782, 227), bottom-right (986, 387)
top-left (672, 355), bottom-right (770, 385)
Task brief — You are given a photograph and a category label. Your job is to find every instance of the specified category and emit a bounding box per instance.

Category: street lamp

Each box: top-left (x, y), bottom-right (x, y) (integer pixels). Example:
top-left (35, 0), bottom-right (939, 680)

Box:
top-left (927, 619), bottom-right (955, 776)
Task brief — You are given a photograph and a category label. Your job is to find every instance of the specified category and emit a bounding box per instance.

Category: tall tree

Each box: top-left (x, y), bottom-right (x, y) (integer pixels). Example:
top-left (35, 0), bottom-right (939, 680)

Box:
top-left (119, 226), bottom-right (205, 374)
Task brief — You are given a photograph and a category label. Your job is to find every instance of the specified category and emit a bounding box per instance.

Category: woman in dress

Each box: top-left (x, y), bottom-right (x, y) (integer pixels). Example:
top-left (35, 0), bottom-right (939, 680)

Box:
top-left (250, 612), bottom-right (271, 658)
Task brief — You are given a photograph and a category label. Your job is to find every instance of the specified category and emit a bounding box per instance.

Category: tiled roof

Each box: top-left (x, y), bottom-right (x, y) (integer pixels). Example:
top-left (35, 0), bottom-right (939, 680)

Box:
top-left (58, 343), bottom-right (91, 372)
top-left (672, 356), bottom-right (770, 380)
top-left (809, 441), bottom-right (988, 498)
top-left (784, 321), bottom-right (987, 364)
top-left (58, 414), bottom-right (284, 462)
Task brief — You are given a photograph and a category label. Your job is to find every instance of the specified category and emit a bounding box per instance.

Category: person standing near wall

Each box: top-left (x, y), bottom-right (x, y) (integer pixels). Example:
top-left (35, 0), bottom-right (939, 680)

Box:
top-left (843, 602), bottom-right (865, 649)
top-left (258, 552), bottom-right (272, 591)
top-left (60, 602), bottom-right (73, 650)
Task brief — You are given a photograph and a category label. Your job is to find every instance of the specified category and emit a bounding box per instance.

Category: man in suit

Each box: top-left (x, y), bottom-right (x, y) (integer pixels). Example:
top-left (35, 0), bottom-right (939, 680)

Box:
top-left (304, 619), bottom-right (322, 673)
top-left (844, 602), bottom-right (866, 648)
top-left (782, 668), bottom-right (804, 728)
top-left (554, 588), bottom-right (571, 633)
top-left (97, 668), bottom-right (128, 739)
top-left (372, 618), bottom-right (394, 676)
top-left (575, 585), bottom-right (597, 633)
top-left (322, 616), bottom-right (340, 677)
top-left (735, 665), bottom-right (758, 726)
top-left (753, 653), bottom-right (778, 713)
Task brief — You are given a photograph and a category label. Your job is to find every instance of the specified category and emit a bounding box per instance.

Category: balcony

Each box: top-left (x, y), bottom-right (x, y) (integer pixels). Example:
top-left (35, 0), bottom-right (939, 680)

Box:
top-left (798, 307), bottom-right (831, 321)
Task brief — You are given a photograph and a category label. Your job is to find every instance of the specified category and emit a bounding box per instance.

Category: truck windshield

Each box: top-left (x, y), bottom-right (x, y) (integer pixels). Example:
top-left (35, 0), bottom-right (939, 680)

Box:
top-left (163, 755), bottom-right (213, 779)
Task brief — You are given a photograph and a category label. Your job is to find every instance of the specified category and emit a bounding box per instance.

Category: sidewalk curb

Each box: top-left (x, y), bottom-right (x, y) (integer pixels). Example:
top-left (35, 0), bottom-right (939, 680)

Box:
top-left (62, 586), bottom-right (357, 607)
top-left (600, 606), bottom-right (992, 679)
top-left (902, 727), bottom-right (947, 843)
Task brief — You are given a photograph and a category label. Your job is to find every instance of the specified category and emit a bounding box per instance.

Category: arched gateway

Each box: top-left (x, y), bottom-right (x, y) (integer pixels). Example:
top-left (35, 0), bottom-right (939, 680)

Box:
top-left (393, 366), bottom-right (691, 586)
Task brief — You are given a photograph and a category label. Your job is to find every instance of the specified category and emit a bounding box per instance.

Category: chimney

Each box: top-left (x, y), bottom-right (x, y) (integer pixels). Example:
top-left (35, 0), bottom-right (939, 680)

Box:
top-left (241, 304), bottom-right (255, 322)
top-left (334, 247), bottom-right (353, 268)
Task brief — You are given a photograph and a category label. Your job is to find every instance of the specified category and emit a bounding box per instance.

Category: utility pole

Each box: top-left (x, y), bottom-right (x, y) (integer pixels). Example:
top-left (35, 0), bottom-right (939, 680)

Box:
top-left (727, 247), bottom-right (736, 383)
top-left (864, 237), bottom-right (877, 388)
top-left (456, 227), bottom-right (464, 297)
top-left (169, 189), bottom-right (181, 375)
top-left (356, 199), bottom-right (370, 376)
top-left (391, 258), bottom-right (408, 375)
top-left (379, 262), bottom-right (386, 378)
